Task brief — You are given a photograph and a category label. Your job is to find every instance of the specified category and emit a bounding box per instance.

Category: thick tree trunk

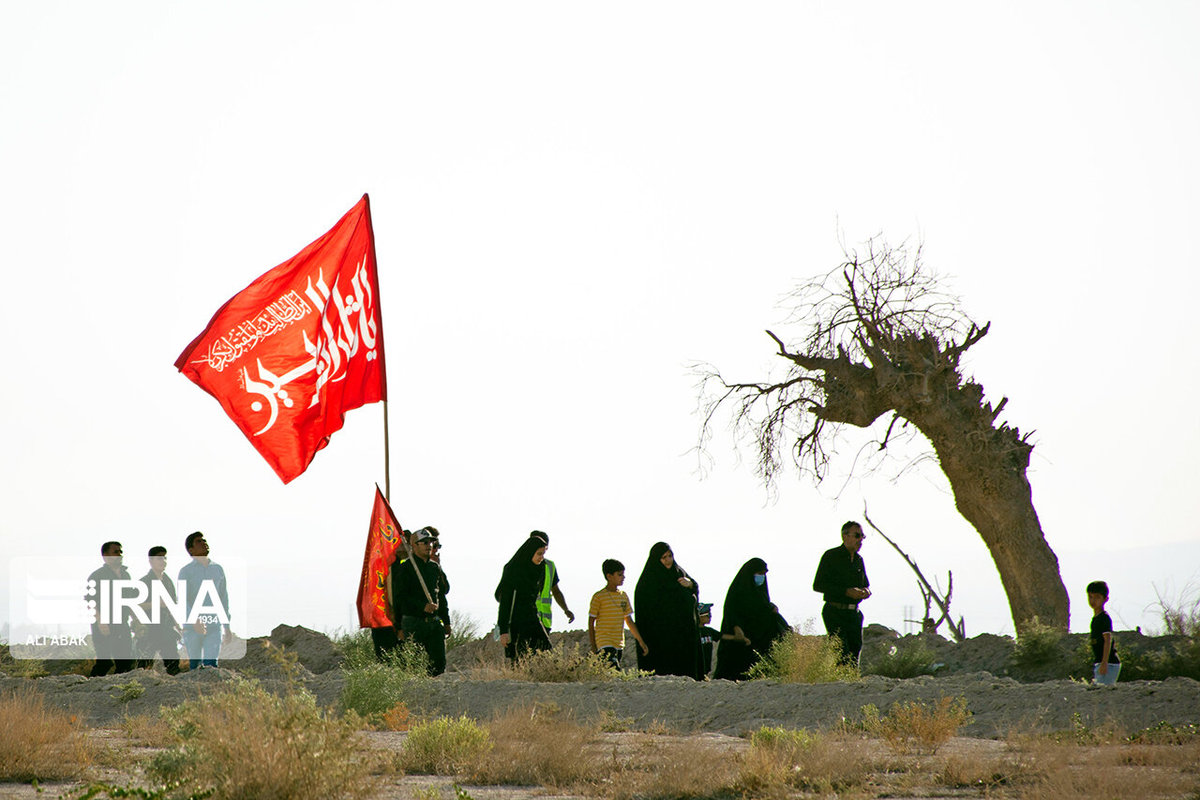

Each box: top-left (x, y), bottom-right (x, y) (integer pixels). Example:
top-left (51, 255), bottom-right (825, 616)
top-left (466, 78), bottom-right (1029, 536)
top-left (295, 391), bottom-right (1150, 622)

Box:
top-left (916, 410), bottom-right (1069, 633)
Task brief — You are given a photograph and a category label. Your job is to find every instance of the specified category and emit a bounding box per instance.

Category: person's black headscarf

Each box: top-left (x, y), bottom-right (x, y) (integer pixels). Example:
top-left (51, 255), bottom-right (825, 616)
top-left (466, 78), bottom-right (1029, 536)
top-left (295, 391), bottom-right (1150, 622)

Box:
top-left (634, 541), bottom-right (702, 679)
top-left (495, 536), bottom-right (545, 601)
top-left (721, 557), bottom-right (786, 650)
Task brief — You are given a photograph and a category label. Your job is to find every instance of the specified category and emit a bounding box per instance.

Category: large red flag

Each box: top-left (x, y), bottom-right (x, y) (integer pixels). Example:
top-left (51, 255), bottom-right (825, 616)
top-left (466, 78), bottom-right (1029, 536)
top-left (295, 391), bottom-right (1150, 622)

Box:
top-left (356, 486), bottom-right (404, 628)
top-left (175, 195), bottom-right (386, 483)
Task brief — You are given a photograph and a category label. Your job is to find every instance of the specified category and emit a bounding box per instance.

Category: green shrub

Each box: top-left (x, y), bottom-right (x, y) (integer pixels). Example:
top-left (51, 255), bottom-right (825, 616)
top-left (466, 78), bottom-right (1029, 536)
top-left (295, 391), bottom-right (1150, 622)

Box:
top-left (749, 725), bottom-right (815, 756)
top-left (113, 679), bottom-right (145, 703)
top-left (401, 716), bottom-right (492, 775)
top-left (863, 640), bottom-right (937, 678)
top-left (330, 628), bottom-right (376, 667)
top-left (149, 679), bottom-right (371, 800)
top-left (1127, 720), bottom-right (1200, 744)
top-left (340, 641), bottom-right (430, 721)
top-left (1011, 617), bottom-right (1064, 672)
top-left (1118, 636), bottom-right (1200, 681)
top-left (71, 781), bottom-right (213, 799)
top-left (446, 610), bottom-right (481, 652)
top-left (747, 632), bottom-right (859, 683)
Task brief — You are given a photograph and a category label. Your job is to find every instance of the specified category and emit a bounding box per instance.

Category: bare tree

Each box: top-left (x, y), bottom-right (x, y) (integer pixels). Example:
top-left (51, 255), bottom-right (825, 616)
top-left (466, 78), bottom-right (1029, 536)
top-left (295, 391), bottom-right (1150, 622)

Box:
top-left (863, 507), bottom-right (966, 642)
top-left (699, 239), bottom-right (1068, 632)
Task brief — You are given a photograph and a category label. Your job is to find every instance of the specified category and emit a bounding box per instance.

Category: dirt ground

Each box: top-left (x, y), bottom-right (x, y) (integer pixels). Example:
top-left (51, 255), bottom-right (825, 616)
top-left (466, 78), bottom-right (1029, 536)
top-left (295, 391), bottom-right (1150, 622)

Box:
top-left (3, 625), bottom-right (1200, 799)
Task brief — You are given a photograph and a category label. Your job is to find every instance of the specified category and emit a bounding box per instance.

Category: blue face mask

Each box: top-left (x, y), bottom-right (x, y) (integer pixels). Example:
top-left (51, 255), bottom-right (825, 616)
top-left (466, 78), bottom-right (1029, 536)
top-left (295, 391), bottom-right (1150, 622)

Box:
top-left (753, 574), bottom-right (766, 586)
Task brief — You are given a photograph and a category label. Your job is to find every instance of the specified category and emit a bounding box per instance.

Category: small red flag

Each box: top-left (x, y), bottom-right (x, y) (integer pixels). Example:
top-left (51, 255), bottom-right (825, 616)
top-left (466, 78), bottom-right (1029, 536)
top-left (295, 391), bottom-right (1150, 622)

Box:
top-left (175, 195), bottom-right (387, 483)
top-left (356, 486), bottom-right (404, 628)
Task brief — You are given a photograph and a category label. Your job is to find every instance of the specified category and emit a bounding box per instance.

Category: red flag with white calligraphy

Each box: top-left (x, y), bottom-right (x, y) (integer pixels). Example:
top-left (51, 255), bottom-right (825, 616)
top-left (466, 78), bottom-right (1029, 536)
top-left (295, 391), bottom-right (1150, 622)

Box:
top-left (356, 486), bottom-right (404, 628)
top-left (175, 194), bottom-right (387, 483)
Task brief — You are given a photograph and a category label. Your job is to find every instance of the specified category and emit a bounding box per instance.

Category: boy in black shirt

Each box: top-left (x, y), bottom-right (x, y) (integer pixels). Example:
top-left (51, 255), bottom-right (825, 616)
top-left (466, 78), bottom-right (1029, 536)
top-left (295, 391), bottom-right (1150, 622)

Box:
top-left (1086, 580), bottom-right (1120, 685)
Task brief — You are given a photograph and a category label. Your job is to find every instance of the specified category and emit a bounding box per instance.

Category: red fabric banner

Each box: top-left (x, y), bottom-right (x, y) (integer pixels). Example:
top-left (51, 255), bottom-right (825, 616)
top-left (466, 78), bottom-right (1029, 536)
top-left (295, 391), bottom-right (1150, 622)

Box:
top-left (175, 195), bottom-right (387, 483)
top-left (356, 486), bottom-right (404, 628)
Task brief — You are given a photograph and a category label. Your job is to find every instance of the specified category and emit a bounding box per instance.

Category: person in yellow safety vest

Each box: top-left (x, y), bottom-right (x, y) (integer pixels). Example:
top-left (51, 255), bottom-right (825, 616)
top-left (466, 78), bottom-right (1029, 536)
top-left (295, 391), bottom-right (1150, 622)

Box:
top-left (530, 531), bottom-right (575, 630)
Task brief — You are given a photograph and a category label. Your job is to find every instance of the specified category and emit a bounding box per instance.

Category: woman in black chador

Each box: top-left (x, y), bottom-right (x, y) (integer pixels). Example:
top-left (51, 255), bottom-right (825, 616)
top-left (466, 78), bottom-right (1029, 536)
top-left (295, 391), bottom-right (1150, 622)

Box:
top-left (714, 557), bottom-right (789, 681)
top-left (633, 541), bottom-right (703, 679)
top-left (495, 535), bottom-right (551, 661)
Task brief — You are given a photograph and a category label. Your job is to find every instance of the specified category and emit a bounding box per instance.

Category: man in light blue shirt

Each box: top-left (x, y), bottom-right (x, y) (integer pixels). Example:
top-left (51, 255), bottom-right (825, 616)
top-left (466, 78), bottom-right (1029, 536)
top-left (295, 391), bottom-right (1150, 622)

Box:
top-left (177, 531), bottom-right (230, 669)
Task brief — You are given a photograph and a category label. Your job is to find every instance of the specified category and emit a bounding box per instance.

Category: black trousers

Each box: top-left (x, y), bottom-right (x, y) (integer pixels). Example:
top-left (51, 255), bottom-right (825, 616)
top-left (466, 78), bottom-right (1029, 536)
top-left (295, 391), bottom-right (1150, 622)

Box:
top-left (822, 605), bottom-right (864, 665)
top-left (370, 626), bottom-right (400, 661)
top-left (505, 622), bottom-right (551, 662)
top-left (90, 624), bottom-right (135, 677)
top-left (401, 616), bottom-right (447, 676)
top-left (137, 628), bottom-right (181, 675)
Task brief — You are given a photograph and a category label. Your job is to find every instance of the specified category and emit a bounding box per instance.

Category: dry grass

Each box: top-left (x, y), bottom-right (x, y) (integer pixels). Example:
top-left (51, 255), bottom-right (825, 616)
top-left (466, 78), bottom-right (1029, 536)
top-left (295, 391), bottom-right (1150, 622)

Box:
top-left (1006, 740), bottom-right (1188, 799)
top-left (937, 749), bottom-right (1045, 792)
top-left (608, 736), bottom-right (740, 800)
top-left (12, 703), bottom-right (1200, 800)
top-left (149, 678), bottom-right (373, 800)
top-left (465, 643), bottom-right (633, 683)
top-left (118, 712), bottom-right (173, 747)
top-left (739, 728), bottom-right (875, 797)
top-left (0, 685), bottom-right (95, 782)
top-left (472, 704), bottom-right (602, 787)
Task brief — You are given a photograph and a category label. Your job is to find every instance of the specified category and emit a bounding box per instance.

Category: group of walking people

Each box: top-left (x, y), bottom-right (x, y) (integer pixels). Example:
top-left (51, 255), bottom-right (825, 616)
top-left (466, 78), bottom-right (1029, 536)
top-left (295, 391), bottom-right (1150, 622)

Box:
top-left (486, 520), bottom-right (873, 680)
top-left (376, 519), bottom-right (874, 680)
top-left (84, 532), bottom-right (231, 676)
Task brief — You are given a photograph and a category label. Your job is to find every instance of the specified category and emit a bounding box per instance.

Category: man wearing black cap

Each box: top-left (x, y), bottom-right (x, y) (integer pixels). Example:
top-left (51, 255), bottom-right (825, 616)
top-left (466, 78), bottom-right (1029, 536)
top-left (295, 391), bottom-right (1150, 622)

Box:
top-left (390, 527), bottom-right (449, 675)
top-left (813, 520), bottom-right (872, 665)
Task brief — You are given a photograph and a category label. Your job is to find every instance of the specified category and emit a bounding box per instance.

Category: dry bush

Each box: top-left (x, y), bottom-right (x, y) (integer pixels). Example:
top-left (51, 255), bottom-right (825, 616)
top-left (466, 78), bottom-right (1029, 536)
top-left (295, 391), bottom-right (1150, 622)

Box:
top-left (739, 728), bottom-right (872, 796)
top-left (641, 719), bottom-right (678, 735)
top-left (596, 710), bottom-right (637, 732)
top-left (747, 631), bottom-right (859, 683)
top-left (1153, 580), bottom-right (1200, 637)
top-left (149, 678), bottom-right (372, 800)
top-left (609, 737), bottom-right (740, 800)
top-left (0, 685), bottom-right (94, 782)
top-left (446, 609), bottom-right (482, 651)
top-left (401, 715), bottom-right (492, 775)
top-left (380, 702), bottom-right (412, 731)
top-left (507, 643), bottom-right (626, 683)
top-left (462, 643), bottom-right (619, 682)
top-left (864, 695), bottom-right (970, 755)
top-left (473, 704), bottom-right (602, 787)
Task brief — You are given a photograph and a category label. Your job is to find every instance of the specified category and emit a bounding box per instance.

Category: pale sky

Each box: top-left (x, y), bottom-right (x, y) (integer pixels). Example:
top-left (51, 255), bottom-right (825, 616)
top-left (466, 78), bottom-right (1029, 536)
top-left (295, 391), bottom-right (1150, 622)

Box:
top-left (3, 3), bottom-right (1199, 644)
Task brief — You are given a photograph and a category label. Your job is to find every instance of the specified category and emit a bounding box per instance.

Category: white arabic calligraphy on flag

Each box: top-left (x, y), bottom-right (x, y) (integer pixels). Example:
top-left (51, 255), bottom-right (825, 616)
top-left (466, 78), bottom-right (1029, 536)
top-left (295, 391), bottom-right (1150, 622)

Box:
top-left (176, 195), bottom-right (387, 483)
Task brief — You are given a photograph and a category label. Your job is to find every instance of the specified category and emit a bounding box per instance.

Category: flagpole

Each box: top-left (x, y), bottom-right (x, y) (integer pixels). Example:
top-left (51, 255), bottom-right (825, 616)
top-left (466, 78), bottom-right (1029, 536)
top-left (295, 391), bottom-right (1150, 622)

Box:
top-left (383, 399), bottom-right (392, 502)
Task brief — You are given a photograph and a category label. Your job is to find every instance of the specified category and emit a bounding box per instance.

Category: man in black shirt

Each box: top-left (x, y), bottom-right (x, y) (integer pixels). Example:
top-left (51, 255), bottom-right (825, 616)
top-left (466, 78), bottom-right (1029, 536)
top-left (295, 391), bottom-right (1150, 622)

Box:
top-left (812, 521), bottom-right (871, 665)
top-left (86, 541), bottom-right (136, 677)
top-left (137, 546), bottom-right (181, 675)
top-left (390, 527), bottom-right (449, 675)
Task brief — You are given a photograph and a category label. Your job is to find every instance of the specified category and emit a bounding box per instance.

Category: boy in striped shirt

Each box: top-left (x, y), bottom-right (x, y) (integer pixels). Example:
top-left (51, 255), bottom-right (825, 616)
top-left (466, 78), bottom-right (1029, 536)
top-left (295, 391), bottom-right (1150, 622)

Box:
top-left (588, 559), bottom-right (649, 669)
